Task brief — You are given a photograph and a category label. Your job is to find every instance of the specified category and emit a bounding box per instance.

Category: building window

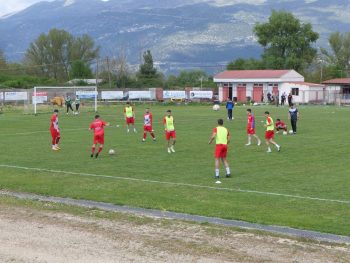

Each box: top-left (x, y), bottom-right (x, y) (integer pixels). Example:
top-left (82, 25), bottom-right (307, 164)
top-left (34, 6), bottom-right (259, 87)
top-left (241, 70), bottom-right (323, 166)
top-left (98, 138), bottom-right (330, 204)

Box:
top-left (291, 88), bottom-right (299, 96)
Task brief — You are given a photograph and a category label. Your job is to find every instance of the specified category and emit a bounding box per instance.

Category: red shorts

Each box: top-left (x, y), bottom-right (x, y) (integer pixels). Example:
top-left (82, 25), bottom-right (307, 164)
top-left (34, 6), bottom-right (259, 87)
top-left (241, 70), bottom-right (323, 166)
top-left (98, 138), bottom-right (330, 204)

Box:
top-left (247, 128), bottom-right (255, 135)
top-left (126, 117), bottom-right (134, 124)
top-left (93, 134), bottom-right (104, 144)
top-left (165, 130), bottom-right (176, 140)
top-left (144, 126), bottom-right (153, 132)
top-left (276, 125), bottom-right (286, 130)
top-left (265, 130), bottom-right (274, 139)
top-left (50, 129), bottom-right (60, 138)
top-left (215, 144), bottom-right (228, 158)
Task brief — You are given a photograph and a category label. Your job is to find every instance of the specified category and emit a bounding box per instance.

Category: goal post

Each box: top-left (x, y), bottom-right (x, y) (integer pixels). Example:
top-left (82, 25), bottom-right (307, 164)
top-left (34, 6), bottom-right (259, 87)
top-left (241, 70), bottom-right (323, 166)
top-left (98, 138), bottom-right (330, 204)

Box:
top-left (32, 86), bottom-right (98, 115)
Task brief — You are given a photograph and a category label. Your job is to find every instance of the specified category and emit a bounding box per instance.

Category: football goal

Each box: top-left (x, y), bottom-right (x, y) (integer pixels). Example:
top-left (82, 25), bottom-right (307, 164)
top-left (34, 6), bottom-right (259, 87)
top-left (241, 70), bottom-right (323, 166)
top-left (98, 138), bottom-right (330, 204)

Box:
top-left (32, 86), bottom-right (98, 114)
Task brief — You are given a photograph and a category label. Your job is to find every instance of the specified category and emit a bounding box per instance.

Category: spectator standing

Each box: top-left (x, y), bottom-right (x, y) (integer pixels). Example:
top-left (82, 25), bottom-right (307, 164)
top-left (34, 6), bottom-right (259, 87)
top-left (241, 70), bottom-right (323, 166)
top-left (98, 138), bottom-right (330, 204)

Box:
top-left (225, 98), bottom-right (234, 120)
top-left (288, 93), bottom-right (293, 106)
top-left (288, 104), bottom-right (300, 134)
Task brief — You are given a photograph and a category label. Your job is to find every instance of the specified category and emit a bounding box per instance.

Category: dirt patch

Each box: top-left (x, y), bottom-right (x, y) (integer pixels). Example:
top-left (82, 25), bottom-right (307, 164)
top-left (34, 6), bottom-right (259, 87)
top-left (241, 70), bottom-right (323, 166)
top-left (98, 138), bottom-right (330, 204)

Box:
top-left (0, 204), bottom-right (349, 263)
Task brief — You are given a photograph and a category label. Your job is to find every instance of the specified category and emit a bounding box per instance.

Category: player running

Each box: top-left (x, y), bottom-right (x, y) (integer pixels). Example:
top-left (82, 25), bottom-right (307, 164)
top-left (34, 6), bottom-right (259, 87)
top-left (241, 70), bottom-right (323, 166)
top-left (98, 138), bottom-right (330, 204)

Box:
top-left (208, 119), bottom-right (231, 179)
top-left (50, 109), bottom-right (61, 151)
top-left (124, 102), bottom-right (137, 133)
top-left (163, 109), bottom-right (176, 153)
top-left (245, 109), bottom-right (261, 146)
top-left (264, 111), bottom-right (281, 153)
top-left (275, 118), bottom-right (287, 133)
top-left (142, 108), bottom-right (156, 142)
top-left (89, 114), bottom-right (110, 158)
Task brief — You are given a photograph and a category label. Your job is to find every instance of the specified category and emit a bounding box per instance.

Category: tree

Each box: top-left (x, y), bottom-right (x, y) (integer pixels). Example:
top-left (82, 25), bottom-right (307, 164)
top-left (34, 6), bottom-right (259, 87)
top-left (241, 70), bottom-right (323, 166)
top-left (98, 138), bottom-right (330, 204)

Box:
top-left (70, 60), bottom-right (93, 79)
top-left (254, 10), bottom-right (319, 71)
top-left (0, 50), bottom-right (7, 71)
top-left (137, 50), bottom-right (163, 87)
top-left (111, 49), bottom-right (130, 88)
top-left (227, 58), bottom-right (264, 70)
top-left (139, 50), bottom-right (157, 78)
top-left (321, 32), bottom-right (350, 77)
top-left (24, 29), bottom-right (99, 81)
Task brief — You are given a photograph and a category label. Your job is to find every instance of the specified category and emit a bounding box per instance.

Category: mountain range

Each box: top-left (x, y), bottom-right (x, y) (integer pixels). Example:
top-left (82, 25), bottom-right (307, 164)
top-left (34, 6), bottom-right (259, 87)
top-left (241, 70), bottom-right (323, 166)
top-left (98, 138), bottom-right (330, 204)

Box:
top-left (0, 0), bottom-right (350, 74)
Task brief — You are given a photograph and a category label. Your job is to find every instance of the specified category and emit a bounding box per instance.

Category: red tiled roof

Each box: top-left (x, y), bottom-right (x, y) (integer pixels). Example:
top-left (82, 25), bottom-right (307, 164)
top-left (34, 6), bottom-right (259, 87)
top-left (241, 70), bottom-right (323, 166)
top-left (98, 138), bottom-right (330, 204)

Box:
top-left (287, 82), bottom-right (325, 87)
top-left (322, 78), bottom-right (350, 85)
top-left (214, 70), bottom-right (292, 79)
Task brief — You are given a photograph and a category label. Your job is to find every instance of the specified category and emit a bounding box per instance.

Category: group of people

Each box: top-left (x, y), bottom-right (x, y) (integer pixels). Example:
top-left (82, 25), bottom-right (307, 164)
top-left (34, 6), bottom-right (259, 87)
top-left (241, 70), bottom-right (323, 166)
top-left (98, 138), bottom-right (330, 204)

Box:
top-left (211, 101), bottom-right (300, 179)
top-left (50, 101), bottom-right (177, 156)
top-left (50, 100), bottom-right (299, 179)
top-left (65, 95), bottom-right (80, 115)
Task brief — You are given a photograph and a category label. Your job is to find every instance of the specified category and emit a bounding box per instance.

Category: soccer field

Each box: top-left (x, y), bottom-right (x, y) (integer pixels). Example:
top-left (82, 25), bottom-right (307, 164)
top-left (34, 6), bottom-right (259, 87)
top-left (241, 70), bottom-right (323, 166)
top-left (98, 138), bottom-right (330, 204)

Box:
top-left (0, 104), bottom-right (349, 236)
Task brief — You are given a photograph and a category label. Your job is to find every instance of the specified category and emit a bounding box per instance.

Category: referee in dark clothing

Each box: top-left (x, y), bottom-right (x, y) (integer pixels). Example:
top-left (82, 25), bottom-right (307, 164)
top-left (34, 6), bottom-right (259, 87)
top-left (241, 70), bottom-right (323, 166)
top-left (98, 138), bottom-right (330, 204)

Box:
top-left (288, 104), bottom-right (299, 134)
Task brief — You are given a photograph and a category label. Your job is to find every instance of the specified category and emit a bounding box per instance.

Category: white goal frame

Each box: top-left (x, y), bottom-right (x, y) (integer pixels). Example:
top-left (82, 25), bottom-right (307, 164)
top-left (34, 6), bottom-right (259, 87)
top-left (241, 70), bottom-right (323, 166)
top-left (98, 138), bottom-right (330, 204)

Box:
top-left (33, 86), bottom-right (98, 114)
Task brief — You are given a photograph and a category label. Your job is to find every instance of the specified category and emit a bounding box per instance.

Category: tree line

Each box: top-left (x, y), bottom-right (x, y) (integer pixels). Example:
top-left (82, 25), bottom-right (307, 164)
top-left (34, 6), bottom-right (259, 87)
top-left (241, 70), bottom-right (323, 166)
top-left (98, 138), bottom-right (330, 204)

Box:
top-left (0, 10), bottom-right (349, 89)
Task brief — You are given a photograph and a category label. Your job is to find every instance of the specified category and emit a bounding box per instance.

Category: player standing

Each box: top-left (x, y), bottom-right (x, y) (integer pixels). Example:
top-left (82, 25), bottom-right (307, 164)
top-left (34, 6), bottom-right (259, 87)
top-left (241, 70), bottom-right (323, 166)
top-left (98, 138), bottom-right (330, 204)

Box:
top-left (163, 109), bottom-right (176, 153)
top-left (208, 119), bottom-right (231, 179)
top-left (89, 115), bottom-right (110, 158)
top-left (264, 111), bottom-right (281, 153)
top-left (245, 109), bottom-right (261, 146)
top-left (142, 108), bottom-right (156, 142)
top-left (65, 95), bottom-right (74, 114)
top-left (124, 102), bottom-right (137, 133)
top-left (50, 109), bottom-right (60, 151)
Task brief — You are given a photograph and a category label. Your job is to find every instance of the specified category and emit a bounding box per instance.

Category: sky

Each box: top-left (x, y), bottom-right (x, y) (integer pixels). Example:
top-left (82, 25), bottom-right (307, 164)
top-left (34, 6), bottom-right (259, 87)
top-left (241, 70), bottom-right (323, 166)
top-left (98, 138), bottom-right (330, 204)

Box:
top-left (0, 0), bottom-right (53, 17)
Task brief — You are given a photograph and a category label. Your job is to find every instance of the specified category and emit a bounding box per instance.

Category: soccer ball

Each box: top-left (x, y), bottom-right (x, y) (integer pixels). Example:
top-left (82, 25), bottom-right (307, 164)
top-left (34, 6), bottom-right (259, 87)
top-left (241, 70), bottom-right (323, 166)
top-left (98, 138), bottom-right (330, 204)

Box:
top-left (108, 149), bottom-right (115, 155)
top-left (283, 131), bottom-right (288, 135)
top-left (212, 104), bottom-right (220, 111)
top-left (289, 130), bottom-right (294, 134)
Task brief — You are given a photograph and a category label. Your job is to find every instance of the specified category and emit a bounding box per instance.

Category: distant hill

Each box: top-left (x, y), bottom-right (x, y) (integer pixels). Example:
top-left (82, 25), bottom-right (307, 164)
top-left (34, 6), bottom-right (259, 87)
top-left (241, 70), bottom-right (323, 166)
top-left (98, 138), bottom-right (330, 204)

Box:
top-left (0, 0), bottom-right (349, 74)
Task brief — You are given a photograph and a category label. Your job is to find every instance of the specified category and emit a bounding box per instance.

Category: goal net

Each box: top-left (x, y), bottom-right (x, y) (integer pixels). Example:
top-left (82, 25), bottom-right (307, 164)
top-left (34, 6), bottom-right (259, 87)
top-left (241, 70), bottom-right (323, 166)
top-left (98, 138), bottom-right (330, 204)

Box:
top-left (31, 86), bottom-right (98, 115)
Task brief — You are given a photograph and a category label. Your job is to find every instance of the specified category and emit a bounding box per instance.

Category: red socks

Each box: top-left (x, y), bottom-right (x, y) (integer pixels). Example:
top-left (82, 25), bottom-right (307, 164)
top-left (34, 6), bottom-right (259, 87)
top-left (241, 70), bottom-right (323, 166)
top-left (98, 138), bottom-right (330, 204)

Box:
top-left (98, 146), bottom-right (103, 153)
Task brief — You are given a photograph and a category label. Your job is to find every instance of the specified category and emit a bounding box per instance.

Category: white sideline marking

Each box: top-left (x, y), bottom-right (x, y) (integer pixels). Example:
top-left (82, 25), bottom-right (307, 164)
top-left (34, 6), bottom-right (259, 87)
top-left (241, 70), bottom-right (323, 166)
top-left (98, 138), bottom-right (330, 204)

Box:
top-left (1, 164), bottom-right (350, 205)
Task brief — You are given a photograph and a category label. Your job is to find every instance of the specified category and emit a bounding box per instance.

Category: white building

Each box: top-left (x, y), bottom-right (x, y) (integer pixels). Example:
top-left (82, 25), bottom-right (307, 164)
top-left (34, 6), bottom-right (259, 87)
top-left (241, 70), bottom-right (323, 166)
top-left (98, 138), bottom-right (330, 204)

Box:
top-left (214, 70), bottom-right (324, 103)
top-left (322, 78), bottom-right (350, 105)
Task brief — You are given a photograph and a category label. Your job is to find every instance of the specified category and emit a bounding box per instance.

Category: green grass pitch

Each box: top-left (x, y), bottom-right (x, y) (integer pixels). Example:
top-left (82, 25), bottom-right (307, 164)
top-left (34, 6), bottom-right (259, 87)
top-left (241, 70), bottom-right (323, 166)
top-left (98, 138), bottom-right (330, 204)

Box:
top-left (0, 104), bottom-right (349, 236)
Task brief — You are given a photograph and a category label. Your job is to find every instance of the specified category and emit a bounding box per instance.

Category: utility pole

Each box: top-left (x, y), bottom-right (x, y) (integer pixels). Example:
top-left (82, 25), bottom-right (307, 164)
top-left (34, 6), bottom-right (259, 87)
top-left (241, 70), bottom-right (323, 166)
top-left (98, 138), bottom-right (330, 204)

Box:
top-left (95, 58), bottom-right (99, 88)
top-left (106, 57), bottom-right (112, 89)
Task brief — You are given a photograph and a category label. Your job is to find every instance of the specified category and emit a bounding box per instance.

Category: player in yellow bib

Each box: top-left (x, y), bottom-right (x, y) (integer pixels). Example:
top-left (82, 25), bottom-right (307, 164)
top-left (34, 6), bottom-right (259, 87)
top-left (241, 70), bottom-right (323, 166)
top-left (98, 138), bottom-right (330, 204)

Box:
top-left (124, 102), bottom-right (137, 133)
top-left (208, 119), bottom-right (231, 179)
top-left (163, 109), bottom-right (176, 153)
top-left (264, 111), bottom-right (281, 153)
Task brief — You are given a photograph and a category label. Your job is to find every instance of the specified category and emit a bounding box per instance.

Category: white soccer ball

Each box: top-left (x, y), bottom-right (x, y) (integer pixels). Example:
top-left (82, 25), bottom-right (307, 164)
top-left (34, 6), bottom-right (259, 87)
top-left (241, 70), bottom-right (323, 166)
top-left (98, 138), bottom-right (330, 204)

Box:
top-left (289, 130), bottom-right (294, 134)
top-left (212, 104), bottom-right (220, 111)
top-left (283, 131), bottom-right (288, 135)
top-left (108, 149), bottom-right (115, 155)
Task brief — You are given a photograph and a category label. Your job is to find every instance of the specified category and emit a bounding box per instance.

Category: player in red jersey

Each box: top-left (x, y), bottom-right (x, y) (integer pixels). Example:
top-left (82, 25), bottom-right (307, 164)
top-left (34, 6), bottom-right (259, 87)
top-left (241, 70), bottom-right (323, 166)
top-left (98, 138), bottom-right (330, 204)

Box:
top-left (275, 118), bottom-right (287, 133)
top-left (50, 109), bottom-right (60, 151)
top-left (245, 109), bottom-right (261, 146)
top-left (89, 115), bottom-right (110, 158)
top-left (142, 108), bottom-right (156, 142)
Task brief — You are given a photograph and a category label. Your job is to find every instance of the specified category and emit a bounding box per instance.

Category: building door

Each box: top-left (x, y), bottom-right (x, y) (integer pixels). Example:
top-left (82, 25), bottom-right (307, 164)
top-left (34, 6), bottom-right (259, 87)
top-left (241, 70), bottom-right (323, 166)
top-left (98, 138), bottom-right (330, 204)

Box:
top-left (229, 87), bottom-right (232, 100)
top-left (253, 86), bottom-right (263, 102)
top-left (237, 86), bottom-right (246, 102)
